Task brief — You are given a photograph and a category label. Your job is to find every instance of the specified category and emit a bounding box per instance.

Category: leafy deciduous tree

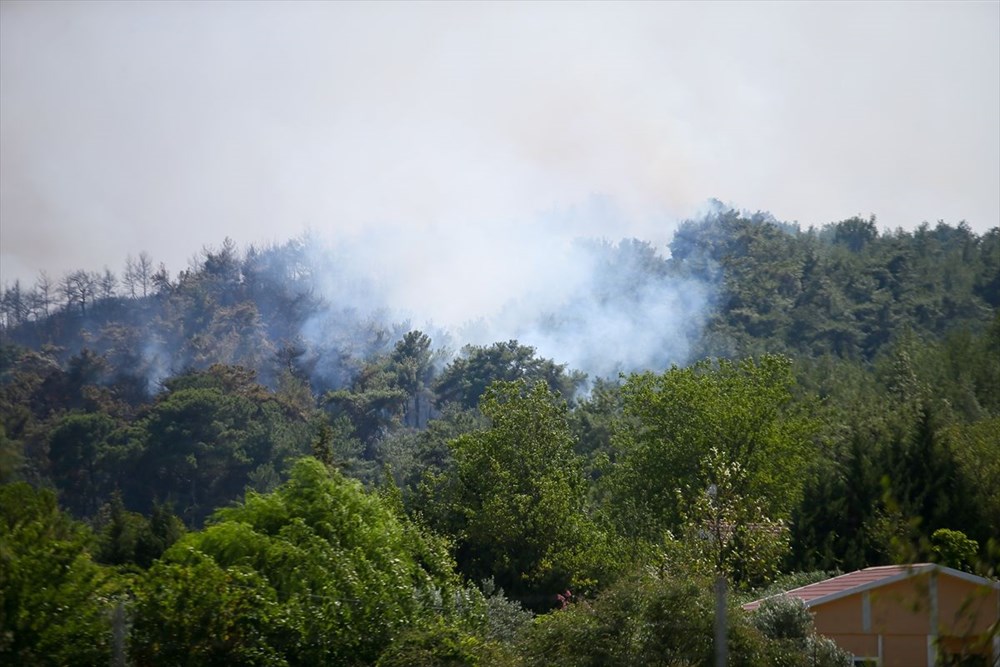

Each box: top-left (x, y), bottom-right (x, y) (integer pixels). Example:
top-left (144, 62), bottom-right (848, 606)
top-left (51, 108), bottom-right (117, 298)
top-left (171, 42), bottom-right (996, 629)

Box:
top-left (607, 355), bottom-right (816, 558)
top-left (0, 483), bottom-right (121, 666)
top-left (426, 380), bottom-right (612, 608)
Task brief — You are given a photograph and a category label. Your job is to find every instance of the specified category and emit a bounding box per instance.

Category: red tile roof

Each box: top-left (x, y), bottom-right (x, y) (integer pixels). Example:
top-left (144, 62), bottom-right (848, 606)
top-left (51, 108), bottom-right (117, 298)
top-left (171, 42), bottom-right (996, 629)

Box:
top-left (744, 564), bottom-right (932, 611)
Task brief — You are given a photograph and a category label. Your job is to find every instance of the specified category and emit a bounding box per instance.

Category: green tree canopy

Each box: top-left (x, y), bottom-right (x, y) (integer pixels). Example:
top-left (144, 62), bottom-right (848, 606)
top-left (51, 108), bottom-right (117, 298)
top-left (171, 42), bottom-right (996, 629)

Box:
top-left (131, 457), bottom-right (469, 665)
top-left (425, 380), bottom-right (612, 608)
top-left (47, 411), bottom-right (124, 516)
top-left (133, 368), bottom-right (311, 522)
top-left (434, 341), bottom-right (585, 410)
top-left (0, 483), bottom-right (122, 666)
top-left (517, 568), bottom-right (807, 667)
top-left (607, 355), bottom-right (817, 556)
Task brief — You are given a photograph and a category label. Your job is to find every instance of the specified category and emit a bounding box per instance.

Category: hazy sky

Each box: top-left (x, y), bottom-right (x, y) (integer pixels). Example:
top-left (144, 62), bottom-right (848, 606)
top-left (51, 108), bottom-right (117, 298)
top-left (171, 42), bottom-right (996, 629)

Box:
top-left (2, 0), bottom-right (998, 325)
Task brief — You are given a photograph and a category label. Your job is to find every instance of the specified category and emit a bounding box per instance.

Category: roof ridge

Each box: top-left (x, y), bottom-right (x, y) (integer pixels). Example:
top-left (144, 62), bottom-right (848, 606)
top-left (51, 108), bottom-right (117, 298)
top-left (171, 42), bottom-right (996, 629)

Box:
top-left (743, 563), bottom-right (999, 612)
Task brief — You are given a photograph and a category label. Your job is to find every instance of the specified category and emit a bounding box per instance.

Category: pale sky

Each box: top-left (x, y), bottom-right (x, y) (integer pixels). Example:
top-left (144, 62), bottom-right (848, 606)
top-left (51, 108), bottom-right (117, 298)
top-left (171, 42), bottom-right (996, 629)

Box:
top-left (2, 0), bottom-right (998, 325)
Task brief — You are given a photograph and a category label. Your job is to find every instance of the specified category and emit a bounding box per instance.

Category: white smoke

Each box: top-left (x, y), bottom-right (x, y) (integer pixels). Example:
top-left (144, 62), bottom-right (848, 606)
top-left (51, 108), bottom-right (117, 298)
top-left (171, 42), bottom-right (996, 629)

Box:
top-left (293, 200), bottom-right (713, 381)
top-left (3, 1), bottom-right (997, 295)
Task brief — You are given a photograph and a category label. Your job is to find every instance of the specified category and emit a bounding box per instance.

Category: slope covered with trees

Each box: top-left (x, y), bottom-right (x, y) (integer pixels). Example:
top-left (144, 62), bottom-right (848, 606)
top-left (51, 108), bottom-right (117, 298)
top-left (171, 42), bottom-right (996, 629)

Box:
top-left (2, 208), bottom-right (997, 664)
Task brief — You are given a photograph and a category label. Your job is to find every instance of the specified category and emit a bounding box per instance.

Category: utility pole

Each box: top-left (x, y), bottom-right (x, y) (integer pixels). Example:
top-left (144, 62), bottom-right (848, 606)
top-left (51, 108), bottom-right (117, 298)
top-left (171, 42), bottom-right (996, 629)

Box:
top-left (715, 575), bottom-right (728, 667)
top-left (112, 598), bottom-right (127, 667)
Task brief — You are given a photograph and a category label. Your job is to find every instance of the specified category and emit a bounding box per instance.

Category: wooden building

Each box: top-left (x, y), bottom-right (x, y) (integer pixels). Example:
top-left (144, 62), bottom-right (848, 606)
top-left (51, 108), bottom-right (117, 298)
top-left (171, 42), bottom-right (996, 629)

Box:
top-left (744, 564), bottom-right (999, 666)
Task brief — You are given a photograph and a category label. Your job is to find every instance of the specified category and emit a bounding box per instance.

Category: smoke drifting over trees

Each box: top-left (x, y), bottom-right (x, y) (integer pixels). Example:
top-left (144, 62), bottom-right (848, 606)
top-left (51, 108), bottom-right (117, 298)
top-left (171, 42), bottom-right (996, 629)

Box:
top-left (0, 222), bottom-right (720, 392)
top-left (2, 207), bottom-right (998, 664)
top-left (2, 4), bottom-right (999, 662)
top-left (3, 208), bottom-right (997, 397)
top-left (3, 3), bottom-right (997, 297)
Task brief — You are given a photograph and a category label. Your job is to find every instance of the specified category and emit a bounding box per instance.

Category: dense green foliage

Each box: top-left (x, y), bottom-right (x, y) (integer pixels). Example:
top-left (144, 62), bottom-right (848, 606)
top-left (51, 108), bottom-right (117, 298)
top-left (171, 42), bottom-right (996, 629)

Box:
top-left (608, 357), bottom-right (814, 538)
top-left (131, 458), bottom-right (472, 665)
top-left (518, 570), bottom-right (850, 666)
top-left (0, 483), bottom-right (123, 666)
top-left (420, 380), bottom-right (612, 608)
top-left (749, 596), bottom-right (850, 666)
top-left (602, 355), bottom-right (819, 587)
top-left (673, 211), bottom-right (998, 361)
top-left (1, 210), bottom-right (997, 663)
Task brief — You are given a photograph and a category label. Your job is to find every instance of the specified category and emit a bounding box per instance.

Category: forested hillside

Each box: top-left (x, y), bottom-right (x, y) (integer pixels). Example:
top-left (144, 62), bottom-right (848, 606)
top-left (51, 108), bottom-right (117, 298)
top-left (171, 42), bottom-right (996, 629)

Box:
top-left (2, 209), bottom-right (998, 665)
